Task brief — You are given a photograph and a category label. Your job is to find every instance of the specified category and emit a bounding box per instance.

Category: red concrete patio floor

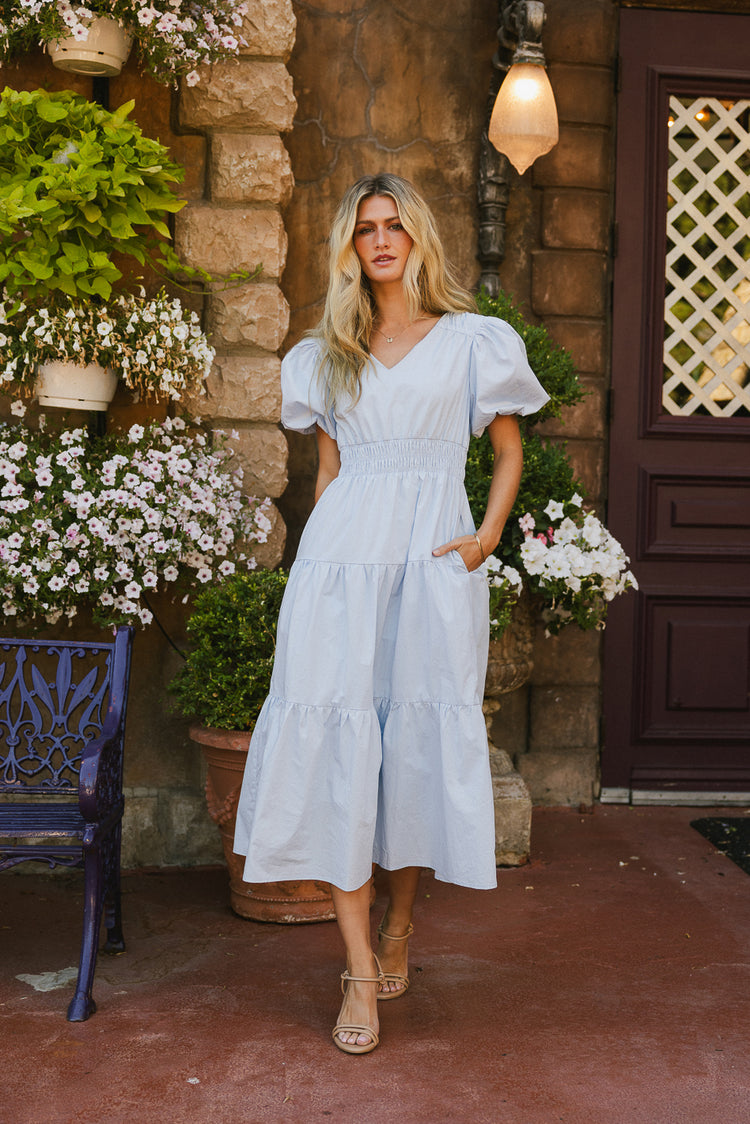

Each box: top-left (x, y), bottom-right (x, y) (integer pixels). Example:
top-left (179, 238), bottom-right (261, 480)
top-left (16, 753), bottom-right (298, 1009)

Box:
top-left (2, 805), bottom-right (749, 1124)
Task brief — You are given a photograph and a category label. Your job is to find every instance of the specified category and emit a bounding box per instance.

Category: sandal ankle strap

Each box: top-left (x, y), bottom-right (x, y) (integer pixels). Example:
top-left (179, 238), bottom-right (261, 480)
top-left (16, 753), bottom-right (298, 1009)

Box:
top-left (340, 955), bottom-right (385, 994)
top-left (340, 970), bottom-right (384, 985)
top-left (377, 922), bottom-right (414, 942)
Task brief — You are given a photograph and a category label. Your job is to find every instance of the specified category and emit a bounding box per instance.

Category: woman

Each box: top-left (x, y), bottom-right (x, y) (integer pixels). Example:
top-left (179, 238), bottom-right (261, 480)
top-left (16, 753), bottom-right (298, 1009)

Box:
top-left (234, 173), bottom-right (548, 1054)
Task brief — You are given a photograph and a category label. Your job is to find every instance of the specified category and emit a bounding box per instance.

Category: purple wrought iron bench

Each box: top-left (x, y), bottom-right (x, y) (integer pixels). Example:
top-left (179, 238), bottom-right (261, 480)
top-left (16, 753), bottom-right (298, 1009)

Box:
top-left (0, 628), bottom-right (134, 1021)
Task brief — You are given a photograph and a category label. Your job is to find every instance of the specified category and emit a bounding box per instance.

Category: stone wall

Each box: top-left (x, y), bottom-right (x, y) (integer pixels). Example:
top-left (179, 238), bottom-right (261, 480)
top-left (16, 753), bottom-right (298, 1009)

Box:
top-left (0, 2), bottom-right (297, 868)
top-left (176, 3), bottom-right (296, 567)
top-left (279, 0), bottom-right (498, 554)
top-left (127, 1), bottom-right (297, 863)
top-left (487, 0), bottom-right (618, 806)
top-left (280, 0), bottom-right (619, 808)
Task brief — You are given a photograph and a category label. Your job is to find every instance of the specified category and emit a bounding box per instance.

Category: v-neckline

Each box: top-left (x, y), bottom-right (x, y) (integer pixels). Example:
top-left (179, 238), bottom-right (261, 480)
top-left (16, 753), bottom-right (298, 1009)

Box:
top-left (370, 315), bottom-right (446, 371)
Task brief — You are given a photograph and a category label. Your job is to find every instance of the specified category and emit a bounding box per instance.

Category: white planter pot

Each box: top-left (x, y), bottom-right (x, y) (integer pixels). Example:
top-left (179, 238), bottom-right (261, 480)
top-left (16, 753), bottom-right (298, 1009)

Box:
top-left (36, 361), bottom-right (118, 412)
top-left (47, 17), bottom-right (134, 77)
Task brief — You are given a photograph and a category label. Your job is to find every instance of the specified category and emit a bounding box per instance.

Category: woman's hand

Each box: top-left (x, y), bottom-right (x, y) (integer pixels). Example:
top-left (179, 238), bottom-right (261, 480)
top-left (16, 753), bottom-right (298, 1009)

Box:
top-left (433, 415), bottom-right (523, 573)
top-left (432, 533), bottom-right (486, 573)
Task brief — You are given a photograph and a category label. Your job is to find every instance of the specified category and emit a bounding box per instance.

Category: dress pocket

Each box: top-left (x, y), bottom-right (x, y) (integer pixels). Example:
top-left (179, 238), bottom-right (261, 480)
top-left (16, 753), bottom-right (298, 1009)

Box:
top-left (450, 548), bottom-right (471, 574)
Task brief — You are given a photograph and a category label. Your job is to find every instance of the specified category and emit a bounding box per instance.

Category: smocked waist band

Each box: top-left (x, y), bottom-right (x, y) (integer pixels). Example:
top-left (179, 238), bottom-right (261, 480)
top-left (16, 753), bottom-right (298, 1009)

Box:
top-left (338, 439), bottom-right (466, 478)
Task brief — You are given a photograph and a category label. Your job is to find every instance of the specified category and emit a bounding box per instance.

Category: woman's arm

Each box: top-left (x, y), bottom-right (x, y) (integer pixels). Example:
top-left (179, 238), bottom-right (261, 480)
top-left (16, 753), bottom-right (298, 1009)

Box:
top-left (432, 413), bottom-right (523, 572)
top-left (315, 425), bottom-right (341, 504)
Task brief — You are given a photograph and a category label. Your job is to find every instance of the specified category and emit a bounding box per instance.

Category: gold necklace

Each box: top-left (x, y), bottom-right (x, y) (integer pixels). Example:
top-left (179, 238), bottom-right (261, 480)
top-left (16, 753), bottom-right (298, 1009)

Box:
top-left (372, 316), bottom-right (427, 344)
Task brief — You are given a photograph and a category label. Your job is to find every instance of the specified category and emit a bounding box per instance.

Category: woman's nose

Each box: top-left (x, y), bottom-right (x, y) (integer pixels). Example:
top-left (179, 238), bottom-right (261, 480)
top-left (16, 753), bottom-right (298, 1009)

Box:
top-left (374, 226), bottom-right (389, 248)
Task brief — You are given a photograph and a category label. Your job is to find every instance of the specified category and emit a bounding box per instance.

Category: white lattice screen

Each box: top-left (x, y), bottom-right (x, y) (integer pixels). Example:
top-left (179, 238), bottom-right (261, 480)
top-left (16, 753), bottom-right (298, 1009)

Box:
top-left (663, 95), bottom-right (750, 417)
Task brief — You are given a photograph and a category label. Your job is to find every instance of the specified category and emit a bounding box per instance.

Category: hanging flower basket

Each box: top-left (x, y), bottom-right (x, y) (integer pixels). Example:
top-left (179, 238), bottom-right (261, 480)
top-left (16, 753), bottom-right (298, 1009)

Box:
top-left (47, 17), bottom-right (134, 77)
top-left (1, 3), bottom-right (248, 86)
top-left (35, 360), bottom-right (118, 412)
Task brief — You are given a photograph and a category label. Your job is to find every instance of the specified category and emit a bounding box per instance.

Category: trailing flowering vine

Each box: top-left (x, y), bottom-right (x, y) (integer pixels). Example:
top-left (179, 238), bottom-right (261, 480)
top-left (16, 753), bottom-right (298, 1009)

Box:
top-left (0, 1), bottom-right (249, 85)
top-left (0, 290), bottom-right (214, 402)
top-left (0, 415), bottom-right (271, 628)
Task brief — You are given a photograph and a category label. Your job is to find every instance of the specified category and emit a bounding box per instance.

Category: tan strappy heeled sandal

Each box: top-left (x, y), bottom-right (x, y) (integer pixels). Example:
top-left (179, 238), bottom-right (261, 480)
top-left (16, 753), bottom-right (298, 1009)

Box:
top-left (376, 922), bottom-right (413, 1001)
top-left (332, 957), bottom-right (385, 1055)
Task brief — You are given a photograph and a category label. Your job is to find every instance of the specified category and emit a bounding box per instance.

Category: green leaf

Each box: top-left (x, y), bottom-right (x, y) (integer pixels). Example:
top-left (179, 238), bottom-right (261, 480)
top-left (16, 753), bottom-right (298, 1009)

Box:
top-left (60, 241), bottom-right (86, 261)
top-left (108, 100), bottom-right (135, 127)
top-left (17, 251), bottom-right (54, 280)
top-left (89, 250), bottom-right (114, 270)
top-left (54, 273), bottom-right (79, 297)
top-left (35, 100), bottom-right (69, 123)
top-left (150, 219), bottom-right (171, 239)
top-left (135, 186), bottom-right (185, 214)
top-left (81, 202), bottom-right (102, 223)
top-left (107, 212), bottom-right (136, 239)
top-left (88, 276), bottom-right (112, 299)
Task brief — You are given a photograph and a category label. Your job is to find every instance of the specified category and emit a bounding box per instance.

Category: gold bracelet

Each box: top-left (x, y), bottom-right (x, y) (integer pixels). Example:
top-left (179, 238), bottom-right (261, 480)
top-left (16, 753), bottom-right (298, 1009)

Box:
top-left (474, 533), bottom-right (485, 562)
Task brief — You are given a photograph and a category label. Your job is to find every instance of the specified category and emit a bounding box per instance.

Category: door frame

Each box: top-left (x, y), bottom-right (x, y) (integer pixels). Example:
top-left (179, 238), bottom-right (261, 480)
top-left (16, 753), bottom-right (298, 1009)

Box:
top-left (601, 7), bottom-right (750, 805)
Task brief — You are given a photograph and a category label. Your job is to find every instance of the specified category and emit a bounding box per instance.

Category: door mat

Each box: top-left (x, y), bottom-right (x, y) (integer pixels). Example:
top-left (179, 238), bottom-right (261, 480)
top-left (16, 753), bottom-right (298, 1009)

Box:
top-left (691, 817), bottom-right (750, 876)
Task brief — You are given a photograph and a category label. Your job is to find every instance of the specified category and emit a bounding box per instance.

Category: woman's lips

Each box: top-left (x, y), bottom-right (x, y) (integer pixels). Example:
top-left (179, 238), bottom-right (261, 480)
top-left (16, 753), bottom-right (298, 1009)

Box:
top-left (373, 255), bottom-right (395, 264)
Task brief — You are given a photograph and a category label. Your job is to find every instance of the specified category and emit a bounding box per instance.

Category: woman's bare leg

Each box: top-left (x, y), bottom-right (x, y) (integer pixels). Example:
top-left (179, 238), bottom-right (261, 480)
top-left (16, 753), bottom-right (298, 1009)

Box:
top-left (378, 866), bottom-right (420, 995)
top-left (330, 877), bottom-right (380, 1048)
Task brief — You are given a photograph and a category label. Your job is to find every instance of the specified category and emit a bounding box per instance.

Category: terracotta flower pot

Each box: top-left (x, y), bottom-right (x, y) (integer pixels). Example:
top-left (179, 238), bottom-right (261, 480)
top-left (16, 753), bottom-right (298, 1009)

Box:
top-left (189, 724), bottom-right (338, 923)
top-left (47, 16), bottom-right (134, 77)
top-left (35, 360), bottom-right (118, 412)
top-left (484, 594), bottom-right (535, 697)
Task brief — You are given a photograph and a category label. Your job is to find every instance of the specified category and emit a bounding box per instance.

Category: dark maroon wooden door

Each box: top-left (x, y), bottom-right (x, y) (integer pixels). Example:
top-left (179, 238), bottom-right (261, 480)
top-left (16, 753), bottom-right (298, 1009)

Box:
top-left (601, 9), bottom-right (750, 801)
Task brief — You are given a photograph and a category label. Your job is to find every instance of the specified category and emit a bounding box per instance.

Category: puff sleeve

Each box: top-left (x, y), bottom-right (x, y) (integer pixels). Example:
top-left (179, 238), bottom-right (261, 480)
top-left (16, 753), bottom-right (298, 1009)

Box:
top-left (469, 316), bottom-right (550, 437)
top-left (280, 339), bottom-right (337, 438)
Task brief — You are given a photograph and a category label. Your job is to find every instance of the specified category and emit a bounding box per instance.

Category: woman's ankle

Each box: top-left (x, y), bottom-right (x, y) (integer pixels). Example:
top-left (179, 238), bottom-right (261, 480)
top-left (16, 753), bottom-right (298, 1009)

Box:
top-left (346, 950), bottom-right (380, 978)
top-left (380, 910), bottom-right (413, 937)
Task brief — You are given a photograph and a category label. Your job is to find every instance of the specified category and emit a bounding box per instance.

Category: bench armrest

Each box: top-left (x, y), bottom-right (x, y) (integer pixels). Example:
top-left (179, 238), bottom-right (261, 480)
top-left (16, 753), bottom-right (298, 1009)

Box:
top-left (78, 722), bottom-right (125, 823)
top-left (77, 627), bottom-right (134, 823)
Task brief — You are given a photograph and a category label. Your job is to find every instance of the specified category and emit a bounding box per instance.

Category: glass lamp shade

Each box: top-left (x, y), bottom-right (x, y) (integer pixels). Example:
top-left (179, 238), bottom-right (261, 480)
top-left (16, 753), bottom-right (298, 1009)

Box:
top-left (488, 62), bottom-right (559, 174)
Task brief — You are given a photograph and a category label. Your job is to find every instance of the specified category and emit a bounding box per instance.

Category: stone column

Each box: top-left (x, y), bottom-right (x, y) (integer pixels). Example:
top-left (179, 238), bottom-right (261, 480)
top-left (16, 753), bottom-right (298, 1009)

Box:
top-left (175, 0), bottom-right (297, 568)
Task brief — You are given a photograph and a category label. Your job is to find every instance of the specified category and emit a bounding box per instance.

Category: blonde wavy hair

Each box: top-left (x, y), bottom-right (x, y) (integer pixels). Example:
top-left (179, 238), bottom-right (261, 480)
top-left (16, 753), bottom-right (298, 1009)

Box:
top-left (311, 174), bottom-right (475, 409)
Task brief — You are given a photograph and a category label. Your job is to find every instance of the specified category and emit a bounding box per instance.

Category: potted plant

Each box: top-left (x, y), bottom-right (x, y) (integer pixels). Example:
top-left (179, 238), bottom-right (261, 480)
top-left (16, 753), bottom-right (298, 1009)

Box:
top-left (488, 495), bottom-right (637, 638)
top-left (0, 87), bottom-right (242, 410)
top-left (1, 289), bottom-right (215, 409)
top-left (469, 290), bottom-right (637, 693)
top-left (169, 571), bottom-right (340, 924)
top-left (0, 88), bottom-right (190, 306)
top-left (0, 0), bottom-right (249, 85)
top-left (0, 414), bottom-right (272, 628)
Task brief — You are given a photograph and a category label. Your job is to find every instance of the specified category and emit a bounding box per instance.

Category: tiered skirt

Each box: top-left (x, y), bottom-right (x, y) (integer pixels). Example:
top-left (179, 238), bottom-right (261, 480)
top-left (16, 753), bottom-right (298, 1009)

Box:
top-left (234, 439), bottom-right (498, 891)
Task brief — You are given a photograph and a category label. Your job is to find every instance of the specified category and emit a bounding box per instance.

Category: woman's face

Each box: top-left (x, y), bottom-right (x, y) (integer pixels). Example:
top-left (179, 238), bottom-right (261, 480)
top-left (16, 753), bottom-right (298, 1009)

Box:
top-left (353, 194), bottom-right (414, 285)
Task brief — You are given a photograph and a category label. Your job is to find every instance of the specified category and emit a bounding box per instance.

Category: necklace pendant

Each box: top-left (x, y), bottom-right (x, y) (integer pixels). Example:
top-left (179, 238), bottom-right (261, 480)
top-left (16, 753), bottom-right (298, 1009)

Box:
top-left (385, 335), bottom-right (394, 343)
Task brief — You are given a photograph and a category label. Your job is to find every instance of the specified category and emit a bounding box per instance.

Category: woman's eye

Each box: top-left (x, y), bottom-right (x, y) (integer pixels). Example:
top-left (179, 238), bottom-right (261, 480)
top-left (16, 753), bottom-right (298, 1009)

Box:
top-left (390, 223), bottom-right (403, 231)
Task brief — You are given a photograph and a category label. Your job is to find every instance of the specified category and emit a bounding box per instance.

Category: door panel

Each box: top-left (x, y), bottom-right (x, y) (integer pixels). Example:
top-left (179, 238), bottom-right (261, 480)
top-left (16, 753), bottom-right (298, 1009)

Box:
top-left (602, 10), bottom-right (750, 800)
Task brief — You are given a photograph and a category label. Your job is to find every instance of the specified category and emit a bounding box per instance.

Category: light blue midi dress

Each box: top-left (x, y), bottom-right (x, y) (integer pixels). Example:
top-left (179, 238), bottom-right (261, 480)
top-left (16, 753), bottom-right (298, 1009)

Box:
top-left (234, 312), bottom-right (549, 891)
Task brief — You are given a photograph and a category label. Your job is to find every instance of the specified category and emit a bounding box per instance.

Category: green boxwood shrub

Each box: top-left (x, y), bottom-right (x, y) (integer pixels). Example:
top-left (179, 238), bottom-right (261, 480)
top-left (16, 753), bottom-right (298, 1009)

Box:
top-left (469, 288), bottom-right (587, 540)
top-left (170, 570), bottom-right (288, 731)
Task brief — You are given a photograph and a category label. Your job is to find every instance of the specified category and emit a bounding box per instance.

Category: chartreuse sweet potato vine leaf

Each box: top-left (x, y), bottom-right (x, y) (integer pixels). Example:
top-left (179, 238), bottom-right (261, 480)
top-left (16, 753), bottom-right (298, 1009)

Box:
top-left (0, 88), bottom-right (231, 302)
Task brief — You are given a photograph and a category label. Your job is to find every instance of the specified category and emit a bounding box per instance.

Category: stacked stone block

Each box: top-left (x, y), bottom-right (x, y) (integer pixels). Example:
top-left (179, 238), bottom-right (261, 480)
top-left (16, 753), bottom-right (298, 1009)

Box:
top-left (123, 6), bottom-right (298, 864)
top-left (176, 1), bottom-right (297, 569)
